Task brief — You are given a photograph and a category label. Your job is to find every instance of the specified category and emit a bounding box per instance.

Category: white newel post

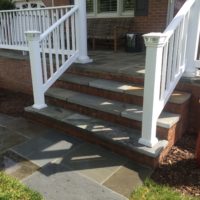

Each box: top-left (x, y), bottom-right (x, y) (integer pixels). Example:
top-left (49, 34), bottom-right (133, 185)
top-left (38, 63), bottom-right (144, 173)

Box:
top-left (25, 31), bottom-right (47, 109)
top-left (184, 0), bottom-right (200, 77)
top-left (139, 33), bottom-right (167, 147)
top-left (74, 0), bottom-right (92, 63)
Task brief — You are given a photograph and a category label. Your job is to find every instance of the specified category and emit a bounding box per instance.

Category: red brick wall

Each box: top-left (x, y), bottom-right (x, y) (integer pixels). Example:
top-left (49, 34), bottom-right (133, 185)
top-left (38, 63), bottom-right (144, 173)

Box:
top-left (0, 56), bottom-right (32, 94)
top-left (42, 0), bottom-right (168, 33)
top-left (133, 0), bottom-right (169, 33)
top-left (177, 82), bottom-right (200, 135)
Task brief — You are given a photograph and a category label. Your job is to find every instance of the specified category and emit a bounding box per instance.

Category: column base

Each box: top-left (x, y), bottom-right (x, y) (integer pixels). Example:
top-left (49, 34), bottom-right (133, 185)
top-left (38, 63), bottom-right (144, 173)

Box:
top-left (138, 137), bottom-right (158, 148)
top-left (32, 104), bottom-right (47, 110)
top-left (183, 70), bottom-right (198, 78)
top-left (75, 56), bottom-right (93, 64)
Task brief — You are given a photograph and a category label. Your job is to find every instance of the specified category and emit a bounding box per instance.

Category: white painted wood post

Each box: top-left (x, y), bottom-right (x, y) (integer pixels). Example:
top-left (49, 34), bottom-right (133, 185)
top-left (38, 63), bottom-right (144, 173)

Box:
top-left (139, 33), bottom-right (167, 147)
top-left (25, 31), bottom-right (47, 109)
top-left (184, 0), bottom-right (200, 77)
top-left (74, 0), bottom-right (92, 63)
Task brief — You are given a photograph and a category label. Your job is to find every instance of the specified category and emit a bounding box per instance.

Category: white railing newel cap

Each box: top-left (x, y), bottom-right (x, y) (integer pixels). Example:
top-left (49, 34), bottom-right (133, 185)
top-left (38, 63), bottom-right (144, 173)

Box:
top-left (25, 31), bottom-right (41, 41)
top-left (143, 32), bottom-right (168, 47)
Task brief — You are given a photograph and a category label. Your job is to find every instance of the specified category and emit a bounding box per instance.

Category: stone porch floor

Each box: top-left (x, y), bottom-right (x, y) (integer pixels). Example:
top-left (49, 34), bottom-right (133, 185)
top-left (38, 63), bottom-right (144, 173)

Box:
top-left (0, 113), bottom-right (152, 200)
top-left (72, 50), bottom-right (146, 78)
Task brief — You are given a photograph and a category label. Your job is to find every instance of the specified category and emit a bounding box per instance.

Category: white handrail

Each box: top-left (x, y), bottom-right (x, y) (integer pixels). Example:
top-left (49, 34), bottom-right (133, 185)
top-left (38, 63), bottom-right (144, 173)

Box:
top-left (164, 0), bottom-right (195, 38)
top-left (40, 5), bottom-right (78, 41)
top-left (139, 0), bottom-right (200, 147)
top-left (0, 5), bottom-right (74, 13)
top-left (25, 0), bottom-right (91, 109)
top-left (0, 6), bottom-right (74, 50)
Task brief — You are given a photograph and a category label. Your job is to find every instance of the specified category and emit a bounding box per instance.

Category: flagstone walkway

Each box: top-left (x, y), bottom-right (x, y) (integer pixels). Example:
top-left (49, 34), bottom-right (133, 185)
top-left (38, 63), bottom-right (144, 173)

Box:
top-left (0, 113), bottom-right (152, 200)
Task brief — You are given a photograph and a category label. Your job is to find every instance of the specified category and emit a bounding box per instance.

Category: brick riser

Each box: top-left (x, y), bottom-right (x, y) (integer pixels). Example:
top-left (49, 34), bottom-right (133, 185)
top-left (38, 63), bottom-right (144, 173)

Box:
top-left (54, 80), bottom-right (189, 114)
top-left (68, 69), bottom-right (145, 85)
top-left (46, 96), bottom-right (182, 143)
top-left (25, 111), bottom-right (172, 169)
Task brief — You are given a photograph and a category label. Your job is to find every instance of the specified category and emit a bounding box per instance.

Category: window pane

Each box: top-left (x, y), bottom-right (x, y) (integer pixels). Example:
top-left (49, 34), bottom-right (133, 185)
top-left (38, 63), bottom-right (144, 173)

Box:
top-left (86, 0), bottom-right (94, 13)
top-left (97, 0), bottom-right (117, 13)
top-left (123, 0), bottom-right (135, 12)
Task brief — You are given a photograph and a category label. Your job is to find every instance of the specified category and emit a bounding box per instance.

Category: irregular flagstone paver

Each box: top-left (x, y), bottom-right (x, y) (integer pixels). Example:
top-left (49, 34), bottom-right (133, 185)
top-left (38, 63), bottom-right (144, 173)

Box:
top-left (0, 113), bottom-right (17, 126)
top-left (54, 143), bottom-right (127, 184)
top-left (103, 162), bottom-right (153, 198)
top-left (0, 126), bottom-right (27, 153)
top-left (0, 114), bottom-right (153, 199)
top-left (23, 162), bottom-right (127, 200)
top-left (11, 130), bottom-right (83, 167)
top-left (0, 150), bottom-right (38, 180)
top-left (3, 117), bottom-right (51, 139)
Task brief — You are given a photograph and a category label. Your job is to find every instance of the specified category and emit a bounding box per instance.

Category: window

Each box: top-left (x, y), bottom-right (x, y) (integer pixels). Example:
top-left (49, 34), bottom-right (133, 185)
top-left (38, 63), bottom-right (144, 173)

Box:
top-left (87, 0), bottom-right (135, 18)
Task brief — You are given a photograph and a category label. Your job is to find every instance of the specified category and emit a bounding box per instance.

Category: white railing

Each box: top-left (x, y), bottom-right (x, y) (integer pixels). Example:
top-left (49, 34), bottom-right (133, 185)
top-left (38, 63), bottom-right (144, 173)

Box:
top-left (139, 0), bottom-right (200, 147)
top-left (0, 6), bottom-right (74, 51)
top-left (26, 0), bottom-right (91, 109)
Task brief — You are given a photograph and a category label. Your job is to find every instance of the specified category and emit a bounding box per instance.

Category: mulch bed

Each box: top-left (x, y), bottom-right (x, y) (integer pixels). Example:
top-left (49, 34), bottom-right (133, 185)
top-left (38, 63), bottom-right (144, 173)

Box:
top-left (152, 134), bottom-right (200, 197)
top-left (0, 88), bottom-right (200, 197)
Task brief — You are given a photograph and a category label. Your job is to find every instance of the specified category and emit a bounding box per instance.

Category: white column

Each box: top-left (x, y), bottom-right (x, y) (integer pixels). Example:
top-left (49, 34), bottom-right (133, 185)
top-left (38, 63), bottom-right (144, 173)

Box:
top-left (184, 0), bottom-right (200, 77)
top-left (139, 33), bottom-right (167, 147)
top-left (74, 0), bottom-right (92, 63)
top-left (25, 31), bottom-right (47, 110)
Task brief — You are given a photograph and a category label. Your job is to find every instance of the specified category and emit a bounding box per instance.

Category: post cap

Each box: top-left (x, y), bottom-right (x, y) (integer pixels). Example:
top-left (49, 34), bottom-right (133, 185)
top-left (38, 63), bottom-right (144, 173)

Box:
top-left (25, 31), bottom-right (41, 41)
top-left (143, 32), bottom-right (168, 47)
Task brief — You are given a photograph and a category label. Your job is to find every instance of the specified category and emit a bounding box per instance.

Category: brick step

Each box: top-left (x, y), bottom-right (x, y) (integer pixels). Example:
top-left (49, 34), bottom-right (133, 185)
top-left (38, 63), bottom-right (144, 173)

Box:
top-left (56, 73), bottom-right (191, 113)
top-left (68, 64), bottom-right (145, 84)
top-left (46, 87), bottom-right (181, 141)
top-left (25, 105), bottom-right (169, 168)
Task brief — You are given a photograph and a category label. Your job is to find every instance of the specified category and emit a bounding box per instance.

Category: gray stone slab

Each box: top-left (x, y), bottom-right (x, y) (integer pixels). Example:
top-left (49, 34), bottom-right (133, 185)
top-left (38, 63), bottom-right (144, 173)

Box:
top-left (0, 114), bottom-right (17, 126)
top-left (68, 92), bottom-right (129, 116)
top-left (0, 150), bottom-right (39, 180)
top-left (89, 79), bottom-right (128, 93)
top-left (11, 129), bottom-right (82, 167)
top-left (26, 105), bottom-right (168, 158)
top-left (54, 143), bottom-right (127, 184)
top-left (3, 117), bottom-right (51, 139)
top-left (103, 161), bottom-right (153, 198)
top-left (60, 73), bottom-right (95, 86)
top-left (0, 126), bottom-right (28, 153)
top-left (23, 163), bottom-right (127, 200)
top-left (169, 91), bottom-right (191, 104)
top-left (46, 87), bottom-right (77, 101)
top-left (121, 105), bottom-right (143, 122)
top-left (122, 107), bottom-right (180, 129)
top-left (59, 73), bottom-right (190, 105)
top-left (157, 112), bottom-right (180, 129)
top-left (26, 105), bottom-right (74, 121)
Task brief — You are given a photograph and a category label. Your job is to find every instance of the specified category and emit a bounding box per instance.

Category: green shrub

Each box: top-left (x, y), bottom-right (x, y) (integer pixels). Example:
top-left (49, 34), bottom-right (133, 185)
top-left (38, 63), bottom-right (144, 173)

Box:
top-left (0, 0), bottom-right (15, 10)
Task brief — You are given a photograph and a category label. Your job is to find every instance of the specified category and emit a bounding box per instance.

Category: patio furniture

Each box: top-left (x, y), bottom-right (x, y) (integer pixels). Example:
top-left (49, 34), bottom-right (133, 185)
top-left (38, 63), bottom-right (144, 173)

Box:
top-left (87, 18), bottom-right (133, 52)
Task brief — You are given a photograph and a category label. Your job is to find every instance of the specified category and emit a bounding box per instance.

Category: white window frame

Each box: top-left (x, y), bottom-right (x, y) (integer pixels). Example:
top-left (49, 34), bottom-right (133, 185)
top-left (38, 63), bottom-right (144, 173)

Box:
top-left (87, 0), bottom-right (135, 18)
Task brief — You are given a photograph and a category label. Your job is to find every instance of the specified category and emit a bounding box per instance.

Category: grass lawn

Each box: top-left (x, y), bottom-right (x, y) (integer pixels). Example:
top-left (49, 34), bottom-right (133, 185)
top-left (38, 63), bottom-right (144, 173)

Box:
top-left (130, 179), bottom-right (198, 200)
top-left (0, 172), bottom-right (43, 200)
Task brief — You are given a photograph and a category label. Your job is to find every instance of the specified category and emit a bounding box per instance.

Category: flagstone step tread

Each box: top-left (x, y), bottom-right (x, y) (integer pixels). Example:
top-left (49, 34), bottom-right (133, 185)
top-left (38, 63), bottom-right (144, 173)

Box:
top-left (46, 87), bottom-right (180, 129)
top-left (25, 105), bottom-right (168, 158)
top-left (60, 73), bottom-right (191, 104)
